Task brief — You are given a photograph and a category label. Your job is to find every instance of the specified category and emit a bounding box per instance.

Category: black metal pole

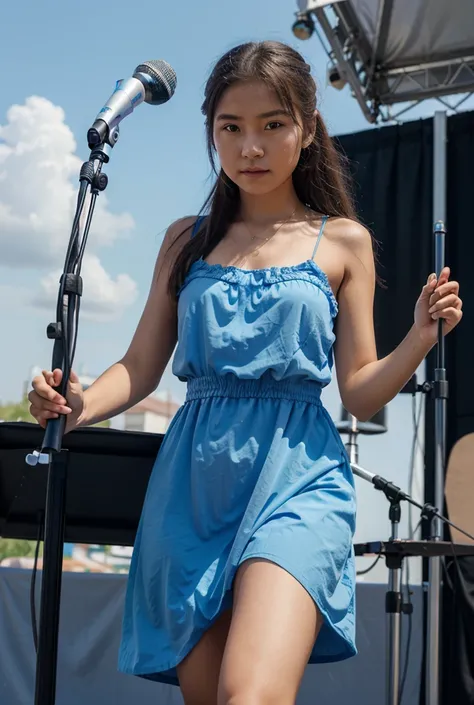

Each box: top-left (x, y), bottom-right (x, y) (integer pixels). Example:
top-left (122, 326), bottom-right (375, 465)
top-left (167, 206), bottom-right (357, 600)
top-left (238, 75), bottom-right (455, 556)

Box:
top-left (426, 110), bottom-right (448, 705)
top-left (33, 451), bottom-right (68, 705)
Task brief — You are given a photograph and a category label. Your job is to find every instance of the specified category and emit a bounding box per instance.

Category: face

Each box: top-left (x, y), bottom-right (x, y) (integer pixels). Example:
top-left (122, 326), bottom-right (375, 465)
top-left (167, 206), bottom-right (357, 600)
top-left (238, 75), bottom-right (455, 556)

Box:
top-left (212, 80), bottom-right (312, 195)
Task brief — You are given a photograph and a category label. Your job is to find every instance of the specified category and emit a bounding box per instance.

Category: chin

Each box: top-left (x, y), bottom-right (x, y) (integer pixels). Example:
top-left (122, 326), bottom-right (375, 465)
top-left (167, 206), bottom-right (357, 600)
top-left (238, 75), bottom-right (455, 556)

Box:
top-left (234, 174), bottom-right (279, 195)
top-left (238, 184), bottom-right (276, 196)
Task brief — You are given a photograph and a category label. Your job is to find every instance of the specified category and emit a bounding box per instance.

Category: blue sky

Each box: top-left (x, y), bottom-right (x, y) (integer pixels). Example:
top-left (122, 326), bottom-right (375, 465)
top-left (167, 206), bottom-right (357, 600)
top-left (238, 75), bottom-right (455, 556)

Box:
top-left (1, 0), bottom-right (469, 577)
top-left (2, 0), bottom-right (375, 407)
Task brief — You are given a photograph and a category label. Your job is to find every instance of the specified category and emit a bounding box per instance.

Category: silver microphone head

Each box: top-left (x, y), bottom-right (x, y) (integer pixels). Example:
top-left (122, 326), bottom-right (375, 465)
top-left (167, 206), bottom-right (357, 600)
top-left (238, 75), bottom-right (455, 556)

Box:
top-left (87, 59), bottom-right (177, 148)
top-left (133, 60), bottom-right (177, 105)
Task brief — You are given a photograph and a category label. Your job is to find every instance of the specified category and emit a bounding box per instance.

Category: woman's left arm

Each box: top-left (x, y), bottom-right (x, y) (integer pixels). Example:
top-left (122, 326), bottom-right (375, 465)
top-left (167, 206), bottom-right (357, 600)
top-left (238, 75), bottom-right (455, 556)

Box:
top-left (333, 221), bottom-right (463, 422)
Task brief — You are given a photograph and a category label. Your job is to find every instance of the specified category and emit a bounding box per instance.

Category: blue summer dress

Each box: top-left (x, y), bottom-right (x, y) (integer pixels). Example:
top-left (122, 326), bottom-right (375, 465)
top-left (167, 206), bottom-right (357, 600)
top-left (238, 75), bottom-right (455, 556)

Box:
top-left (118, 215), bottom-right (357, 686)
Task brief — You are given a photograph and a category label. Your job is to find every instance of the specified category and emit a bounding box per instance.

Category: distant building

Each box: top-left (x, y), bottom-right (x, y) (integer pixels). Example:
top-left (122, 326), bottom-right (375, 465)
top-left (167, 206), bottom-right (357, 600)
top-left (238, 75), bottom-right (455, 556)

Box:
top-left (0, 542), bottom-right (133, 574)
top-left (79, 371), bottom-right (180, 433)
top-left (121, 394), bottom-right (179, 433)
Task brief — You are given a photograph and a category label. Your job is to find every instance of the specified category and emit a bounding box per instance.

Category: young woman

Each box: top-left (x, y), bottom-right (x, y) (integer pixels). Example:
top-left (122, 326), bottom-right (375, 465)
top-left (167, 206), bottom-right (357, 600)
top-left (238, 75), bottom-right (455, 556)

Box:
top-left (29, 41), bottom-right (463, 705)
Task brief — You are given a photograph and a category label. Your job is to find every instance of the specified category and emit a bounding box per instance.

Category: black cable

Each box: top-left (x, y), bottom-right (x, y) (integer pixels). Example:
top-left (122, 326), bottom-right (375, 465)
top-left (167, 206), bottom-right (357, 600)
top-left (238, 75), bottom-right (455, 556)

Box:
top-left (30, 514), bottom-right (43, 653)
top-left (56, 180), bottom-right (88, 322)
top-left (69, 296), bottom-right (80, 369)
top-left (398, 530), bottom-right (418, 705)
top-left (408, 391), bottom-right (424, 540)
top-left (356, 553), bottom-right (382, 576)
top-left (66, 170), bottom-right (99, 375)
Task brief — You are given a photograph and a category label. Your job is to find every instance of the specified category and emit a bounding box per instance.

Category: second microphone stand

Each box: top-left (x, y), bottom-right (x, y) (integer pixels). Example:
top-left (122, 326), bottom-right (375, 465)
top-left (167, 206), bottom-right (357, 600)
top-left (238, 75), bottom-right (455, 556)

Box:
top-left (342, 406), bottom-right (473, 705)
top-left (338, 410), bottom-right (409, 705)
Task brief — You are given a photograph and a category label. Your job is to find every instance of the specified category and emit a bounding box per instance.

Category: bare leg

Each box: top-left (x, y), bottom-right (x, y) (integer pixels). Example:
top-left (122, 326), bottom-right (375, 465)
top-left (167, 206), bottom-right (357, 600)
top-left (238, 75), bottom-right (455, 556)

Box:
top-left (218, 558), bottom-right (323, 705)
top-left (177, 608), bottom-right (232, 705)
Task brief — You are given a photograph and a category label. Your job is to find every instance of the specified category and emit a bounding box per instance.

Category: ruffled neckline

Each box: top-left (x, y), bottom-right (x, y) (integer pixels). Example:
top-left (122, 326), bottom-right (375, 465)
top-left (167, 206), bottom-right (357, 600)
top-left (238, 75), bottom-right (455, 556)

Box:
top-left (186, 257), bottom-right (338, 317)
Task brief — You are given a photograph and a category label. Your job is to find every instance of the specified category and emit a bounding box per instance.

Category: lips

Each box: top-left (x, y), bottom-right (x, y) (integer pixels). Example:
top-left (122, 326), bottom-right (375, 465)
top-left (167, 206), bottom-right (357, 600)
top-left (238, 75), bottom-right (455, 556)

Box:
top-left (240, 169), bottom-right (269, 174)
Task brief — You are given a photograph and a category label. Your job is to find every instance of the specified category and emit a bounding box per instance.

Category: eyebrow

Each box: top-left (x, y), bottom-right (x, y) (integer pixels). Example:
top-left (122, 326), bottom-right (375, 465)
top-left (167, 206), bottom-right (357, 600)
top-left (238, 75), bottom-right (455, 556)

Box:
top-left (215, 109), bottom-right (290, 121)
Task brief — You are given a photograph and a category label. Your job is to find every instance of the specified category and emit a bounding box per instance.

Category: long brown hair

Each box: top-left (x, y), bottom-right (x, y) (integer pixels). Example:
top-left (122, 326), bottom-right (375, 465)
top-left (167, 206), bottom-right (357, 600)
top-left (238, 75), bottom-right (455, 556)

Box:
top-left (167, 40), bottom-right (358, 298)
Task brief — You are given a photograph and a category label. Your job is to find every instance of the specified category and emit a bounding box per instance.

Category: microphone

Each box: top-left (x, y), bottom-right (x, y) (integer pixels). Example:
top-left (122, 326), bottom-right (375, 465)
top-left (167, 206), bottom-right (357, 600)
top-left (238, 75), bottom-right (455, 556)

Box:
top-left (351, 463), bottom-right (409, 502)
top-left (350, 462), bottom-right (377, 485)
top-left (87, 59), bottom-right (177, 148)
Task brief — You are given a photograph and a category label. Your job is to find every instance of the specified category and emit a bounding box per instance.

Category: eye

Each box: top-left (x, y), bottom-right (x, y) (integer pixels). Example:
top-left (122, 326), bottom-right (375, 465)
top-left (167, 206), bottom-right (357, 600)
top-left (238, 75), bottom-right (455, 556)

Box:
top-left (223, 124), bottom-right (239, 132)
top-left (265, 121), bottom-right (284, 130)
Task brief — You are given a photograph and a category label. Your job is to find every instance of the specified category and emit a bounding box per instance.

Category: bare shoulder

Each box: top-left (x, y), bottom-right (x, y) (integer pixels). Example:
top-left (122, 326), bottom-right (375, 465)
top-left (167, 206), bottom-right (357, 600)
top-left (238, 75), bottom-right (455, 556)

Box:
top-left (167, 215), bottom-right (198, 237)
top-left (325, 217), bottom-right (375, 277)
top-left (325, 217), bottom-right (373, 253)
top-left (163, 215), bottom-right (198, 251)
top-left (154, 215), bottom-right (198, 270)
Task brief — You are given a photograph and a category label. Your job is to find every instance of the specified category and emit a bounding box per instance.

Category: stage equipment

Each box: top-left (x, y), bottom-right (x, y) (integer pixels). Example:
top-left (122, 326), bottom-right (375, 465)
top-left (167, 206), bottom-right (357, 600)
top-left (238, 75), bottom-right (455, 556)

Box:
top-left (18, 58), bottom-right (177, 705)
top-left (352, 462), bottom-right (474, 705)
top-left (292, 0), bottom-right (474, 123)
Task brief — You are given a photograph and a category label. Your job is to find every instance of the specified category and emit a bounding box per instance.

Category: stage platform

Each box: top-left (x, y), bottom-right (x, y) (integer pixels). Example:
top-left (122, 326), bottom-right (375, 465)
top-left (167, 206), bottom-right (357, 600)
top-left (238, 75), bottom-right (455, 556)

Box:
top-left (0, 568), bottom-right (422, 705)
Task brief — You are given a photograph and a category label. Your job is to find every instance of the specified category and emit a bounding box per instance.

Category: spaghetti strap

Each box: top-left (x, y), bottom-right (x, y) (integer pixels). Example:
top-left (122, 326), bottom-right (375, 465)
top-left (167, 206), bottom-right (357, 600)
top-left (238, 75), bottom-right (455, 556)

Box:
top-left (191, 215), bottom-right (206, 238)
top-left (311, 215), bottom-right (329, 260)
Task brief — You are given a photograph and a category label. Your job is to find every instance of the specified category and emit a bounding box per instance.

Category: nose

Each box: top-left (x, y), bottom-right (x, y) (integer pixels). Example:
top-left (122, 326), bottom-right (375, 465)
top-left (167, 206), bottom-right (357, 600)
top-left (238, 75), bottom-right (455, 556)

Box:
top-left (241, 138), bottom-right (264, 160)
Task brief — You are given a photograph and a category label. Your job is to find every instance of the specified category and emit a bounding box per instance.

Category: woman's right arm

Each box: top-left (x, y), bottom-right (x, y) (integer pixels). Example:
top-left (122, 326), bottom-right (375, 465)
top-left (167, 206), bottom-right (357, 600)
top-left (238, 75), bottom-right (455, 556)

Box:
top-left (29, 216), bottom-right (196, 432)
top-left (79, 215), bottom-right (196, 427)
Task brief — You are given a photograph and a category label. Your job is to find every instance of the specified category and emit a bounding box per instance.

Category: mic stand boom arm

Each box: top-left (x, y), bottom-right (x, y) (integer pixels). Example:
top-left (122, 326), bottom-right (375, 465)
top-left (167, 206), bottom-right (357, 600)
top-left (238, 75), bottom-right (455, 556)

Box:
top-left (351, 463), bottom-right (474, 544)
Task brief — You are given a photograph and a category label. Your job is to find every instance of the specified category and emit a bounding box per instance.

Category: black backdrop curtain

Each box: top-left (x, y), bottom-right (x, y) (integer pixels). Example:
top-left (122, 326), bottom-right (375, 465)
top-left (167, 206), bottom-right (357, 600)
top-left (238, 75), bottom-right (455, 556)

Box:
top-left (336, 111), bottom-right (474, 705)
top-left (337, 118), bottom-right (433, 359)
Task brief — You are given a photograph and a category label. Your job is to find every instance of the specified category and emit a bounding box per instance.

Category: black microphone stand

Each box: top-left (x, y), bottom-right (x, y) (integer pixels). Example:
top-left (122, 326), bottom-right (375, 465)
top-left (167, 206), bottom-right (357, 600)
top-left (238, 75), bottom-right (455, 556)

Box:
top-left (351, 462), bottom-right (474, 705)
top-left (25, 126), bottom-right (120, 705)
top-left (426, 220), bottom-right (448, 705)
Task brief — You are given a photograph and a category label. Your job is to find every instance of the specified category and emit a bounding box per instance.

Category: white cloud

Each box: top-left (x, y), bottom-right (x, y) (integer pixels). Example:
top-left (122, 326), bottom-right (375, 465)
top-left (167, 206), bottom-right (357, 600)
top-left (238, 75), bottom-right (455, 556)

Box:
top-left (35, 253), bottom-right (138, 322)
top-left (0, 96), bottom-right (137, 320)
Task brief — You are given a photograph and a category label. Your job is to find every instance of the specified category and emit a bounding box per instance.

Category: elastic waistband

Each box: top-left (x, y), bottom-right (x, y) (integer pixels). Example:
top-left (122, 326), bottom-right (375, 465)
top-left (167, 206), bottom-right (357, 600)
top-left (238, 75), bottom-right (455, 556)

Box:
top-left (185, 374), bottom-right (322, 405)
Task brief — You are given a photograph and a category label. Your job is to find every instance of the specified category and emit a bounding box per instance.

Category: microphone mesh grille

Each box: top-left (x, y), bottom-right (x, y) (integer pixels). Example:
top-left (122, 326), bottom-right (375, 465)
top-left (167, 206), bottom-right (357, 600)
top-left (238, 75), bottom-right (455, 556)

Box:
top-left (134, 60), bottom-right (177, 102)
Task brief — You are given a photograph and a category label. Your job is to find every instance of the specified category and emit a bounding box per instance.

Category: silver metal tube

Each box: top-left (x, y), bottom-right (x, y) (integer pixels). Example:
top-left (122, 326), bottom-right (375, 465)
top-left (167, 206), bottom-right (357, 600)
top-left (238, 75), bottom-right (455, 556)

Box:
top-left (387, 561), bottom-right (402, 705)
top-left (380, 81), bottom-right (474, 106)
top-left (385, 54), bottom-right (474, 76)
top-left (433, 112), bottom-right (447, 223)
top-left (345, 414), bottom-right (359, 465)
